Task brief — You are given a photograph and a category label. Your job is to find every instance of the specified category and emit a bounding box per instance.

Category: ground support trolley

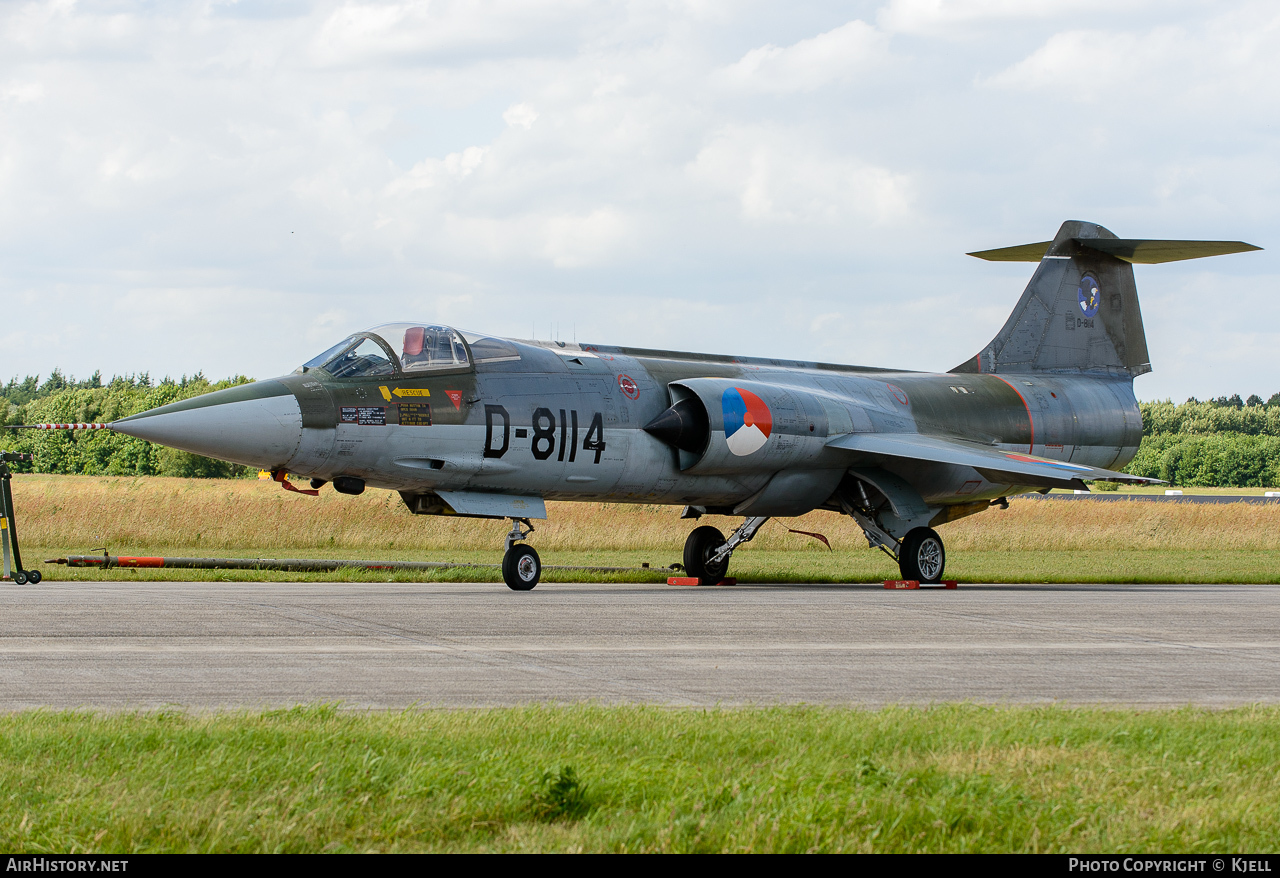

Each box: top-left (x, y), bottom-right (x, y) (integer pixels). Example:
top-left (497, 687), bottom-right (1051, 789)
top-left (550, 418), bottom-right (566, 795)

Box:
top-left (1, 452), bottom-right (40, 585)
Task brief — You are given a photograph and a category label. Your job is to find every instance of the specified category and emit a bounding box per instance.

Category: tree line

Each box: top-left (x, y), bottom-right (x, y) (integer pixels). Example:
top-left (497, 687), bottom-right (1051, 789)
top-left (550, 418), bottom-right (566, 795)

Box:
top-left (1125, 396), bottom-right (1280, 488)
top-left (4, 372), bottom-right (1280, 486)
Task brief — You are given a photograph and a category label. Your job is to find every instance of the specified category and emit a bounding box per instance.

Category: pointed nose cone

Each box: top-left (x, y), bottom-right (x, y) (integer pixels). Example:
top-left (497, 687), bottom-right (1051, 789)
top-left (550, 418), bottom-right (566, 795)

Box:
top-left (112, 379), bottom-right (302, 469)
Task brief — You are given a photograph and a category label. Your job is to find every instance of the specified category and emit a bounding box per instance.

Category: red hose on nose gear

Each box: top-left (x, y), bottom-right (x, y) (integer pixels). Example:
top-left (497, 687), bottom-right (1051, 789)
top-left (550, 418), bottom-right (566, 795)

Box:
top-left (271, 471), bottom-right (319, 497)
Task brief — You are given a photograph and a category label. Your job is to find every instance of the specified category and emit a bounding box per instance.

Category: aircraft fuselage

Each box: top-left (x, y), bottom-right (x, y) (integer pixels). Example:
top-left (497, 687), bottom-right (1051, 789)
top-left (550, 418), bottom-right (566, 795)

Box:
top-left (164, 338), bottom-right (1140, 516)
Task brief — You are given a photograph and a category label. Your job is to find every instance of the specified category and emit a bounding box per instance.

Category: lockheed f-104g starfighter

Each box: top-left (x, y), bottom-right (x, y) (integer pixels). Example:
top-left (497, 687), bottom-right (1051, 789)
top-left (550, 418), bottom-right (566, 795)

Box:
top-left (84, 221), bottom-right (1261, 588)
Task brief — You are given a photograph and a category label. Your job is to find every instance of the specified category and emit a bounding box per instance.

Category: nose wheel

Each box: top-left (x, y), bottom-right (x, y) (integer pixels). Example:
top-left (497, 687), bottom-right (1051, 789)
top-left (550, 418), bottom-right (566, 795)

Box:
top-left (502, 518), bottom-right (540, 590)
top-left (502, 543), bottom-right (541, 591)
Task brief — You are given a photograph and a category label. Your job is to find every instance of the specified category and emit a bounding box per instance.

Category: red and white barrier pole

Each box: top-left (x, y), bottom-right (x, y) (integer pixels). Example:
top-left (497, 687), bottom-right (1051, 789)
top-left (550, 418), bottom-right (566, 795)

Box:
top-left (5, 423), bottom-right (111, 430)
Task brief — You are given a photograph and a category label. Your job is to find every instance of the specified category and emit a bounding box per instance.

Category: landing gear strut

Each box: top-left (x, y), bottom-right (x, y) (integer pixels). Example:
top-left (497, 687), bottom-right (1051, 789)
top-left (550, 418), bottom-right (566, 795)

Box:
top-left (502, 518), bottom-right (540, 591)
top-left (683, 516), bottom-right (769, 585)
top-left (838, 487), bottom-right (947, 583)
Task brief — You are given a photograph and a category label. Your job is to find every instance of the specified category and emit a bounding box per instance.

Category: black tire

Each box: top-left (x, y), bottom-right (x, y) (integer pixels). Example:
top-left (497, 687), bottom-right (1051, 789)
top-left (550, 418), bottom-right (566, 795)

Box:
top-left (684, 525), bottom-right (729, 585)
top-left (503, 544), bottom-right (541, 591)
top-left (12, 571), bottom-right (27, 585)
top-left (899, 527), bottom-right (945, 583)
top-left (26, 570), bottom-right (41, 585)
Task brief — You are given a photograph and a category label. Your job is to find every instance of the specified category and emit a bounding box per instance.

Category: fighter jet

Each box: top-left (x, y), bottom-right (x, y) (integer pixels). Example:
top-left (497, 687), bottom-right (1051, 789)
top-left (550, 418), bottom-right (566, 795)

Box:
top-left (85, 221), bottom-right (1261, 588)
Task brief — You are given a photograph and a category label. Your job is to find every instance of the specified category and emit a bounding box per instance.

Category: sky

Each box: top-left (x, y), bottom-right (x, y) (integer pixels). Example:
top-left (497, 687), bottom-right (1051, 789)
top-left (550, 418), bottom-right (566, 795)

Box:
top-left (1, 0), bottom-right (1277, 401)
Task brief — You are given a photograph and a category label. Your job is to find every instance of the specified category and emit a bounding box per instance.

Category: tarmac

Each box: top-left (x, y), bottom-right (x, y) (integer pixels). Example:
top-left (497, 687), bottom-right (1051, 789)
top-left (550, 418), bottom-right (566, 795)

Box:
top-left (2, 580), bottom-right (1279, 709)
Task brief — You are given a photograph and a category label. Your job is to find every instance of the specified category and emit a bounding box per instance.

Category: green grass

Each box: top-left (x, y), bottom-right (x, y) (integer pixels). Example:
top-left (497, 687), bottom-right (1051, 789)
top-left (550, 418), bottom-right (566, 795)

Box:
top-left (3, 705), bottom-right (1279, 853)
top-left (1050, 486), bottom-right (1280, 495)
top-left (26, 547), bottom-right (1280, 585)
top-left (14, 473), bottom-right (1280, 583)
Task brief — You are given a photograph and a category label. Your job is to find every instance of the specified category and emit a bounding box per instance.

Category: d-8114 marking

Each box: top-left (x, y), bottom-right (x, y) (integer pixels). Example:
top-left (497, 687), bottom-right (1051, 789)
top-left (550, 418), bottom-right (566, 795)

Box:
top-left (483, 405), bottom-right (608, 464)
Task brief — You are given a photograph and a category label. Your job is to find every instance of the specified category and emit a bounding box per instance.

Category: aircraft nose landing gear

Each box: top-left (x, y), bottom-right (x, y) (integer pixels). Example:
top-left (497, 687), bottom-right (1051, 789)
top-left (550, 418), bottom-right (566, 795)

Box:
top-left (502, 518), bottom-right (540, 591)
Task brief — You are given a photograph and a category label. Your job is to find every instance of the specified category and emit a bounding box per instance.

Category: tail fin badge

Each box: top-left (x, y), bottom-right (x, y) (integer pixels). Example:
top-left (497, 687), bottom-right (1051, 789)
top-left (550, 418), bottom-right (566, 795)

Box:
top-left (1078, 275), bottom-right (1101, 317)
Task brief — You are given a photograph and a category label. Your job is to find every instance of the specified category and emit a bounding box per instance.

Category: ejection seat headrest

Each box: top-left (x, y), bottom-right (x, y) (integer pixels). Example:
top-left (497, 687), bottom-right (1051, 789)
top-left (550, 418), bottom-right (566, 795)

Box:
top-left (403, 326), bottom-right (425, 357)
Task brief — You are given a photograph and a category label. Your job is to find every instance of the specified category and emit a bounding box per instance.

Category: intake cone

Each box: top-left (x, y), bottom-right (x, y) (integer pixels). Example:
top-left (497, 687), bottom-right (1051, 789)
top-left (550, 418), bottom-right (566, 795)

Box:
top-left (643, 397), bottom-right (709, 454)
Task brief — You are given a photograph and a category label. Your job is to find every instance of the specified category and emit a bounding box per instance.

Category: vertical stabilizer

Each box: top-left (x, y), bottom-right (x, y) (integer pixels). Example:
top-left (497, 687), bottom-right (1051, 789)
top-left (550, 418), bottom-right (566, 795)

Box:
top-left (953, 221), bottom-right (1150, 376)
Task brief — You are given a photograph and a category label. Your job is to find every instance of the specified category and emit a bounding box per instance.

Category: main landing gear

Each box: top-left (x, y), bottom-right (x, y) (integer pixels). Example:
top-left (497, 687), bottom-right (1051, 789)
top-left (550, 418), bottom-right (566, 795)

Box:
top-left (838, 490), bottom-right (948, 583)
top-left (897, 527), bottom-right (946, 583)
top-left (683, 516), bottom-right (769, 585)
top-left (502, 518), bottom-right (541, 591)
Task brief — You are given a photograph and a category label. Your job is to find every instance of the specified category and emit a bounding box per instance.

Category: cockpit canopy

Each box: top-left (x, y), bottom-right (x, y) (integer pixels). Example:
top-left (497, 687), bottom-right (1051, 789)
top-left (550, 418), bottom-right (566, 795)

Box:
top-left (300, 323), bottom-right (520, 379)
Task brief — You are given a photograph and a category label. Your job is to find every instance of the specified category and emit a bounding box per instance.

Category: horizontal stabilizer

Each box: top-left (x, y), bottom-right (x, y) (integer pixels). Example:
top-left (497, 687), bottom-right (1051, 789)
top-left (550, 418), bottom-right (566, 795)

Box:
top-left (968, 238), bottom-right (1261, 264)
top-left (827, 432), bottom-right (1161, 490)
top-left (966, 241), bottom-right (1054, 262)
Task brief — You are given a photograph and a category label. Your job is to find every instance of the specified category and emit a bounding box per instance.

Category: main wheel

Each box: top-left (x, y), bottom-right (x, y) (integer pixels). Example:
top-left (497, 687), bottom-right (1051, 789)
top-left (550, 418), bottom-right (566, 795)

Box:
top-left (12, 571), bottom-right (28, 585)
top-left (502, 544), bottom-right (541, 591)
top-left (26, 570), bottom-right (41, 584)
top-left (684, 525), bottom-right (729, 585)
top-left (899, 527), bottom-right (945, 583)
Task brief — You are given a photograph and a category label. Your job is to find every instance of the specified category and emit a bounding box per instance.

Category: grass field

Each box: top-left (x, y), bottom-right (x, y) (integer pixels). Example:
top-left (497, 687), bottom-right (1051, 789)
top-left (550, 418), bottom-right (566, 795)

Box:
top-left (3, 705), bottom-right (1279, 853)
top-left (11, 474), bottom-right (1280, 583)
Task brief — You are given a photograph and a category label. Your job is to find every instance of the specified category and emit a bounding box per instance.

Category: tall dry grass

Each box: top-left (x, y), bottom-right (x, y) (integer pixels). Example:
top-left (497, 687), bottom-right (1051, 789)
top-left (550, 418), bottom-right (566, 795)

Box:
top-left (12, 473), bottom-right (1280, 554)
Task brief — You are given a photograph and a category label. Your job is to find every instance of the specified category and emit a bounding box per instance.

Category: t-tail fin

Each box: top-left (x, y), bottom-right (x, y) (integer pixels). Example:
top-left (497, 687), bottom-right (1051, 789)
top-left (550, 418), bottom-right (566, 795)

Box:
top-left (951, 220), bottom-right (1260, 377)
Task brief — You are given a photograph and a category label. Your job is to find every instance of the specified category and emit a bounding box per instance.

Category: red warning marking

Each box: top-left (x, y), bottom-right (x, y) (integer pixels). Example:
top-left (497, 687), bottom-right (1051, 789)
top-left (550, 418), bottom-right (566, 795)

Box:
top-left (618, 374), bottom-right (640, 400)
top-left (118, 557), bottom-right (165, 568)
top-left (887, 383), bottom-right (909, 405)
top-left (446, 390), bottom-right (462, 410)
top-left (667, 577), bottom-right (737, 586)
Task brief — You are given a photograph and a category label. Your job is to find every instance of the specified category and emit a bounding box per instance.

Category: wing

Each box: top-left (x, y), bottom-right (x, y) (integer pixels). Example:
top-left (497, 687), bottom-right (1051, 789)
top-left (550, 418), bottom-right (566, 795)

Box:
top-left (826, 432), bottom-right (1161, 490)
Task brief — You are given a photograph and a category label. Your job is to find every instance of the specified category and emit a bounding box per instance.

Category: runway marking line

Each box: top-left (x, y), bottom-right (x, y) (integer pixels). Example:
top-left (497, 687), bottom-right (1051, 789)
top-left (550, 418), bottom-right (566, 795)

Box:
top-left (884, 580), bottom-right (959, 589)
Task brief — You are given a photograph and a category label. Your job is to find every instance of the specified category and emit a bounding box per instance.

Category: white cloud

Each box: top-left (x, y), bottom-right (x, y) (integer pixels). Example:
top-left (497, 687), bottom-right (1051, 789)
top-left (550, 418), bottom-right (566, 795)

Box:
top-left (309, 0), bottom-right (590, 66)
top-left (984, 10), bottom-right (1280, 108)
top-left (689, 127), bottom-right (912, 225)
top-left (984, 27), bottom-right (1186, 100)
top-left (2, 81), bottom-right (44, 102)
top-left (0, 1), bottom-right (1275, 399)
top-left (877, 0), bottom-right (1125, 35)
top-left (502, 102), bottom-right (538, 129)
top-left (716, 19), bottom-right (888, 92)
top-left (539, 207), bottom-right (631, 268)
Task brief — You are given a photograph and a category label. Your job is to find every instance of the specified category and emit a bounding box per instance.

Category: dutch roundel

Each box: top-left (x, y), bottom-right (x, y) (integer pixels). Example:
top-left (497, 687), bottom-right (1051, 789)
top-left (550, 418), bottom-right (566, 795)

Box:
top-left (722, 387), bottom-right (772, 456)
